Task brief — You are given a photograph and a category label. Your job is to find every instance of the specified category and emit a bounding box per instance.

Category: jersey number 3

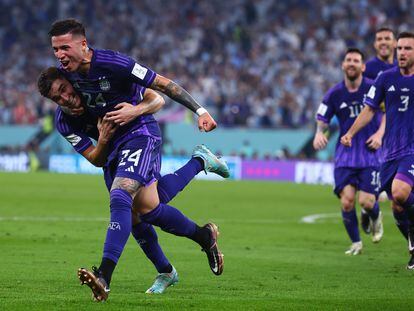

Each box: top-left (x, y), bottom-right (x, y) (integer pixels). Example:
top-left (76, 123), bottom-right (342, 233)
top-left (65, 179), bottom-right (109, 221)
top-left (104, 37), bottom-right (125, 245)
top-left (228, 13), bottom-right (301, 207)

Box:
top-left (399, 95), bottom-right (409, 112)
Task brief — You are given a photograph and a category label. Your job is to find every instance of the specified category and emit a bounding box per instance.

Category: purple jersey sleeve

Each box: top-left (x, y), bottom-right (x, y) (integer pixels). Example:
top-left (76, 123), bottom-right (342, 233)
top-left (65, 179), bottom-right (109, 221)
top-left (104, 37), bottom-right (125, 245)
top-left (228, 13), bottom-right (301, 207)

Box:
top-left (364, 74), bottom-right (385, 110)
top-left (55, 109), bottom-right (93, 154)
top-left (316, 89), bottom-right (335, 123)
top-left (95, 50), bottom-right (157, 88)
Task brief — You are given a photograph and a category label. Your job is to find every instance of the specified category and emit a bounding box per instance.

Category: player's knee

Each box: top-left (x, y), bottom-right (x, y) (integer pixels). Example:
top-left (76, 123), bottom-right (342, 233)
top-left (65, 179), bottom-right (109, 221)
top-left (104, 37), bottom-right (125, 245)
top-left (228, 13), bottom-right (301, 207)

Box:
top-left (132, 184), bottom-right (160, 215)
top-left (392, 188), bottom-right (409, 206)
top-left (359, 198), bottom-right (375, 210)
top-left (340, 196), bottom-right (355, 211)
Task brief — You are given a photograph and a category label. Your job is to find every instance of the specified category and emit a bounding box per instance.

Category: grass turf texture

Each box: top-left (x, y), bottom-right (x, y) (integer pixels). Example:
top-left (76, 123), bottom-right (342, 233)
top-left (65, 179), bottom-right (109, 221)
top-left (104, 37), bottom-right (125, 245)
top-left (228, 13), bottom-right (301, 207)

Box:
top-left (1, 171), bottom-right (413, 310)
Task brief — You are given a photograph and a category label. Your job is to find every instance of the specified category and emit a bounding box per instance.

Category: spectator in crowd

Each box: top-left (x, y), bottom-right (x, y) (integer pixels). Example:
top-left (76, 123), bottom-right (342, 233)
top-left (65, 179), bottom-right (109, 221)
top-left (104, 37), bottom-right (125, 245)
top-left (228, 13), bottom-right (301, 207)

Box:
top-left (1, 0), bottom-right (412, 129)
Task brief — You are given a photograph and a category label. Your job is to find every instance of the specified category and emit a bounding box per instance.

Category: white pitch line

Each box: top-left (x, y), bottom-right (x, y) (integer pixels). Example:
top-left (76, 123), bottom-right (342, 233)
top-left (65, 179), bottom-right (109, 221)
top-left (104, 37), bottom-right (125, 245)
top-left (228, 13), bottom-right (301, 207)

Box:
top-left (0, 216), bottom-right (287, 224)
top-left (0, 216), bottom-right (107, 222)
top-left (300, 213), bottom-right (340, 224)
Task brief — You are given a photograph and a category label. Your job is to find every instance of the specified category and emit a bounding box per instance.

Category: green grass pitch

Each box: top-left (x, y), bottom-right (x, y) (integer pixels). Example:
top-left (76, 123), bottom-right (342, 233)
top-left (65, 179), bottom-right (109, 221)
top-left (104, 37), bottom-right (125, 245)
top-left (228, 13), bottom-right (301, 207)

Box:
top-left (1, 172), bottom-right (414, 310)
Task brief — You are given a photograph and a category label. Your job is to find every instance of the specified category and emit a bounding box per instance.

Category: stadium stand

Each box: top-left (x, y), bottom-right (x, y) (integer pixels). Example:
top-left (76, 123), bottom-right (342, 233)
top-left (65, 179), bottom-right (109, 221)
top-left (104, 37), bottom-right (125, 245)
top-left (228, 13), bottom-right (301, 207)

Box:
top-left (0, 0), bottom-right (412, 157)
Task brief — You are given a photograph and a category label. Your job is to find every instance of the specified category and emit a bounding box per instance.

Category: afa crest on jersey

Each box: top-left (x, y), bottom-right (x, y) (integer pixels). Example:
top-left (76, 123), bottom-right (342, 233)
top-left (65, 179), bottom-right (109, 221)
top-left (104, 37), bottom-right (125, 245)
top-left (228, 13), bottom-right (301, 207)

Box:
top-left (99, 77), bottom-right (111, 91)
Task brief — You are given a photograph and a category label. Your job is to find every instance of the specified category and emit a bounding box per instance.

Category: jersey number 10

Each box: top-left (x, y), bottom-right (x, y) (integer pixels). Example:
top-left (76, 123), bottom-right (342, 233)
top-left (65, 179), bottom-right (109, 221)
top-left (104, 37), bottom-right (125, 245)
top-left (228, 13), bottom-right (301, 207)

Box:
top-left (348, 104), bottom-right (364, 118)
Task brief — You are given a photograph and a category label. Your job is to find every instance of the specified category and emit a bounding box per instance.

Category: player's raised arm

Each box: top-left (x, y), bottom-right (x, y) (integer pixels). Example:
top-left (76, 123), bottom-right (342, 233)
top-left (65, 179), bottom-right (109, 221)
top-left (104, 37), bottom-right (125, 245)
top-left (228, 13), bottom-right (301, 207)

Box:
top-left (150, 74), bottom-right (217, 132)
top-left (341, 105), bottom-right (376, 147)
top-left (105, 89), bottom-right (165, 126)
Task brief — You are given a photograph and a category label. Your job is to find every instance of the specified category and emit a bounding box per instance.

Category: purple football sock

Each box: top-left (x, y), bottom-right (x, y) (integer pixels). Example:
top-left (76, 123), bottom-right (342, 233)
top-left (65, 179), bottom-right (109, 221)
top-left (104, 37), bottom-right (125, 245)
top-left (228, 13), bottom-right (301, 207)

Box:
top-left (140, 203), bottom-right (197, 237)
top-left (102, 189), bottom-right (132, 265)
top-left (342, 209), bottom-right (361, 243)
top-left (157, 158), bottom-right (203, 203)
top-left (393, 209), bottom-right (409, 240)
top-left (367, 202), bottom-right (380, 221)
top-left (131, 222), bottom-right (171, 273)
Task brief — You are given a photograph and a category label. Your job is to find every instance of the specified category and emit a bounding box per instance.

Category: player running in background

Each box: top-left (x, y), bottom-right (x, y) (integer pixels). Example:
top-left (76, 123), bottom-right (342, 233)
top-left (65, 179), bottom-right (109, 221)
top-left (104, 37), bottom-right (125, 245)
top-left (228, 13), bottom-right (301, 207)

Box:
top-left (313, 48), bottom-right (384, 255)
top-left (364, 27), bottom-right (397, 80)
top-left (341, 32), bottom-right (414, 268)
top-left (362, 27), bottom-right (408, 240)
top-left (45, 18), bottom-right (227, 301)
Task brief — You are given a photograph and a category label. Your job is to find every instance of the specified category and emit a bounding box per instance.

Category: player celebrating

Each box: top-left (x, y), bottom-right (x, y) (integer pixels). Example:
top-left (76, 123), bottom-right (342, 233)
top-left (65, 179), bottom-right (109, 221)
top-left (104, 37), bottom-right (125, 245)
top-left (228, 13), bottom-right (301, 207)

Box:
top-left (360, 28), bottom-right (397, 235)
top-left (38, 67), bottom-right (229, 295)
top-left (313, 48), bottom-right (384, 255)
top-left (46, 19), bottom-right (226, 301)
top-left (363, 27), bottom-right (410, 241)
top-left (364, 27), bottom-right (397, 80)
top-left (341, 32), bottom-right (414, 268)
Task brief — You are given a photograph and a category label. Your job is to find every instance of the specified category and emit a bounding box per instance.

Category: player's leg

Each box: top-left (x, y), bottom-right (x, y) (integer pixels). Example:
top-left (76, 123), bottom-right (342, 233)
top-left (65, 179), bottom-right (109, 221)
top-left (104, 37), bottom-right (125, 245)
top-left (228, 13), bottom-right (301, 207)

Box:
top-left (130, 212), bottom-right (178, 294)
top-left (136, 182), bottom-right (224, 275)
top-left (391, 176), bottom-right (414, 269)
top-left (391, 201), bottom-right (409, 240)
top-left (360, 209), bottom-right (371, 234)
top-left (358, 167), bottom-right (382, 242)
top-left (78, 176), bottom-right (139, 301)
top-left (157, 145), bottom-right (229, 203)
top-left (359, 168), bottom-right (380, 235)
top-left (340, 185), bottom-right (362, 255)
top-left (379, 159), bottom-right (409, 240)
top-left (334, 168), bottom-right (362, 255)
top-left (391, 156), bottom-right (414, 269)
top-left (359, 191), bottom-right (382, 242)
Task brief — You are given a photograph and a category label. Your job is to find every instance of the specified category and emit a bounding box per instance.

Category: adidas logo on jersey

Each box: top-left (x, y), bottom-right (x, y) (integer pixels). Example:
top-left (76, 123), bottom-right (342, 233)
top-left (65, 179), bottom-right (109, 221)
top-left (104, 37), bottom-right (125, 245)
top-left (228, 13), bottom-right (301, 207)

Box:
top-left (340, 102), bottom-right (347, 109)
top-left (388, 85), bottom-right (396, 92)
top-left (125, 166), bottom-right (135, 173)
top-left (409, 165), bottom-right (414, 177)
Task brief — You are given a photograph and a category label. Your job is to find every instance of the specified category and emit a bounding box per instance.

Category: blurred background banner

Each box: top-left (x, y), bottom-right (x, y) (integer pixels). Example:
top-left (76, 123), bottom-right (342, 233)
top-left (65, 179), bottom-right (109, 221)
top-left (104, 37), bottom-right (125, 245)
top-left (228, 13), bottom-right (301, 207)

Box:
top-left (46, 153), bottom-right (334, 185)
top-left (0, 152), bottom-right (29, 172)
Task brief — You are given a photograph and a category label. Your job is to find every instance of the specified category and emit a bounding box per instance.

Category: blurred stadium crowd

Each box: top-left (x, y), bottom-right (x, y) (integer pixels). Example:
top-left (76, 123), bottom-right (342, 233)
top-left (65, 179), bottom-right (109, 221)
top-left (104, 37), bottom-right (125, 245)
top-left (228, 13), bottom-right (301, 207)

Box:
top-left (1, 0), bottom-right (413, 128)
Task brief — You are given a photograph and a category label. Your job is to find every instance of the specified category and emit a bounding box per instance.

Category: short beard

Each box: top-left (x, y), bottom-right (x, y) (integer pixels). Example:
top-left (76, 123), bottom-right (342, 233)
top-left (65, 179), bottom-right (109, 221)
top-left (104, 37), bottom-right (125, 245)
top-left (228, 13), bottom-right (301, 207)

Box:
top-left (346, 73), bottom-right (358, 81)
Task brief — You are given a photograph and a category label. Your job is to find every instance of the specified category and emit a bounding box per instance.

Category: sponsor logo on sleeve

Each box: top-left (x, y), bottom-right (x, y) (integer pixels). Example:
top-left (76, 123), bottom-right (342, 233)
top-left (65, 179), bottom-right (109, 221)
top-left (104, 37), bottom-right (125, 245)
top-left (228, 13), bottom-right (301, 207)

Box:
top-left (317, 103), bottom-right (328, 116)
top-left (132, 63), bottom-right (148, 80)
top-left (65, 134), bottom-right (82, 146)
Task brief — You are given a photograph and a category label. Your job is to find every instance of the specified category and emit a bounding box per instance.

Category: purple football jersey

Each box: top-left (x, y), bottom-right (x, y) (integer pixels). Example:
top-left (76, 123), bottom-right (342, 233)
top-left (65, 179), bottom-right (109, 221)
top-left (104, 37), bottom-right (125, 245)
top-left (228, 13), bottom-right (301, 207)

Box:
top-left (364, 56), bottom-right (397, 80)
top-left (59, 48), bottom-right (161, 144)
top-left (317, 77), bottom-right (382, 168)
top-left (54, 107), bottom-right (98, 154)
top-left (364, 66), bottom-right (414, 162)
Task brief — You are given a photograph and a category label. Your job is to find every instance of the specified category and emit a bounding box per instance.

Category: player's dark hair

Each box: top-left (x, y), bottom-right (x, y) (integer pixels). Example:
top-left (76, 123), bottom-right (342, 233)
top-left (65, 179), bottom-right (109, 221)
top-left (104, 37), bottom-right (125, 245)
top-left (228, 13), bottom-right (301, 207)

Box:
top-left (37, 67), bottom-right (65, 98)
top-left (343, 47), bottom-right (365, 61)
top-left (397, 31), bottom-right (414, 40)
top-left (376, 27), bottom-right (395, 36)
top-left (48, 19), bottom-right (86, 37)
